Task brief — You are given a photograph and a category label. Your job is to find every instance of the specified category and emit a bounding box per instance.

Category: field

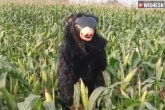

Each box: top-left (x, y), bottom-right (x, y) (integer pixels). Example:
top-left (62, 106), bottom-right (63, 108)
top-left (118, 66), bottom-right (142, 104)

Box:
top-left (0, 3), bottom-right (165, 110)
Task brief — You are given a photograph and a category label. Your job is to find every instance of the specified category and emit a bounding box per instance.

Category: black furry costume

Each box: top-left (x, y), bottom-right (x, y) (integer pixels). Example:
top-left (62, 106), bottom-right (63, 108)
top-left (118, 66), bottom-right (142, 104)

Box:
top-left (57, 13), bottom-right (107, 109)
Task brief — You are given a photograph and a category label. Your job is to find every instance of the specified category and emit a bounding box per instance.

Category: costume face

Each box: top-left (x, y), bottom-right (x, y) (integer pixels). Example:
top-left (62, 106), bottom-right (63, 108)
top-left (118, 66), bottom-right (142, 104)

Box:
top-left (74, 16), bottom-right (97, 42)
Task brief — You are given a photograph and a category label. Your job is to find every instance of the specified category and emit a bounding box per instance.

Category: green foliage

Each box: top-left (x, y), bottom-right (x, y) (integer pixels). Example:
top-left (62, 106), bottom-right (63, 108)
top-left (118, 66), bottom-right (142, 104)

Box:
top-left (0, 4), bottom-right (165, 110)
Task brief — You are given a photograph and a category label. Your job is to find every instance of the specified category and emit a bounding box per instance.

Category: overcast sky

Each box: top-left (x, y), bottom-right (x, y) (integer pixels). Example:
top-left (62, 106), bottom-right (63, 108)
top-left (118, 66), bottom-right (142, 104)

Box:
top-left (69, 0), bottom-right (165, 6)
top-left (118, 0), bottom-right (137, 5)
top-left (69, 0), bottom-right (138, 6)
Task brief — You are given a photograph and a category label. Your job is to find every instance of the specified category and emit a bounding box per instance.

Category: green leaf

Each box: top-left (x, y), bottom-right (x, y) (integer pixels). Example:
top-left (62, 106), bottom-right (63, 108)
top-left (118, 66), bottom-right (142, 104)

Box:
top-left (144, 102), bottom-right (158, 110)
top-left (123, 52), bottom-right (130, 66)
top-left (0, 88), bottom-right (18, 110)
top-left (109, 57), bottom-right (119, 70)
top-left (17, 94), bottom-right (41, 110)
top-left (33, 98), bottom-right (44, 110)
top-left (41, 69), bottom-right (48, 87)
top-left (73, 82), bottom-right (80, 107)
top-left (140, 90), bottom-right (147, 102)
top-left (107, 65), bottom-right (116, 77)
top-left (131, 50), bottom-right (141, 69)
top-left (0, 55), bottom-right (15, 71)
top-left (102, 71), bottom-right (111, 87)
top-left (120, 88), bottom-right (130, 99)
top-left (32, 79), bottom-right (41, 95)
top-left (17, 58), bottom-right (26, 72)
top-left (155, 58), bottom-right (163, 80)
top-left (45, 89), bottom-right (53, 102)
top-left (88, 87), bottom-right (107, 110)
top-left (0, 72), bottom-right (7, 89)
top-left (44, 101), bottom-right (56, 110)
top-left (142, 61), bottom-right (155, 69)
top-left (122, 68), bottom-right (139, 89)
top-left (80, 78), bottom-right (88, 110)
top-left (122, 99), bottom-right (141, 108)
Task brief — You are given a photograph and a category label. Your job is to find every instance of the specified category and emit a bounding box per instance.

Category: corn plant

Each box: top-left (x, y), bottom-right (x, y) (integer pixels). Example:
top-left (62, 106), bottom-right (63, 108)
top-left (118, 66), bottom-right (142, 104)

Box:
top-left (0, 3), bottom-right (165, 110)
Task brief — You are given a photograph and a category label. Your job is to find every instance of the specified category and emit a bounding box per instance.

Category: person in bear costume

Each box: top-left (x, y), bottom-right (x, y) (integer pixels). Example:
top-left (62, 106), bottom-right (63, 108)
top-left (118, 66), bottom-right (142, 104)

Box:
top-left (57, 12), bottom-right (107, 110)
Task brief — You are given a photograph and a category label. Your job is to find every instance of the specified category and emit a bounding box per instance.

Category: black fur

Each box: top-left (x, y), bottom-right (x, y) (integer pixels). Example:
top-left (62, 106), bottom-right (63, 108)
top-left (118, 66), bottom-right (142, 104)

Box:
top-left (57, 13), bottom-right (107, 110)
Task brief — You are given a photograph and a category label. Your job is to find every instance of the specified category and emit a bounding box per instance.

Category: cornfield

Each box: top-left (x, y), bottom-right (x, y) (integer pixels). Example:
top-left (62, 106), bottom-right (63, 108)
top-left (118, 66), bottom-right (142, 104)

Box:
top-left (0, 3), bottom-right (165, 110)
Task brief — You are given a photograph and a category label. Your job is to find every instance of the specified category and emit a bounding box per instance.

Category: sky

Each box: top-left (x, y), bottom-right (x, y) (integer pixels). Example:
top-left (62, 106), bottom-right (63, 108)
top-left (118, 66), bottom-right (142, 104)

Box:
top-left (118, 0), bottom-right (137, 5)
top-left (117, 0), bottom-right (165, 6)
top-left (69, 0), bottom-right (165, 6)
top-left (69, 0), bottom-right (138, 6)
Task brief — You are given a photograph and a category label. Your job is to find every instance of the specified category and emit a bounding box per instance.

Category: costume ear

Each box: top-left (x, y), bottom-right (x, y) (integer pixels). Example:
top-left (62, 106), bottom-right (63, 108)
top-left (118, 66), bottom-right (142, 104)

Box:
top-left (63, 13), bottom-right (75, 27)
top-left (66, 14), bottom-right (74, 23)
top-left (67, 15), bottom-right (73, 23)
top-left (64, 14), bottom-right (74, 26)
